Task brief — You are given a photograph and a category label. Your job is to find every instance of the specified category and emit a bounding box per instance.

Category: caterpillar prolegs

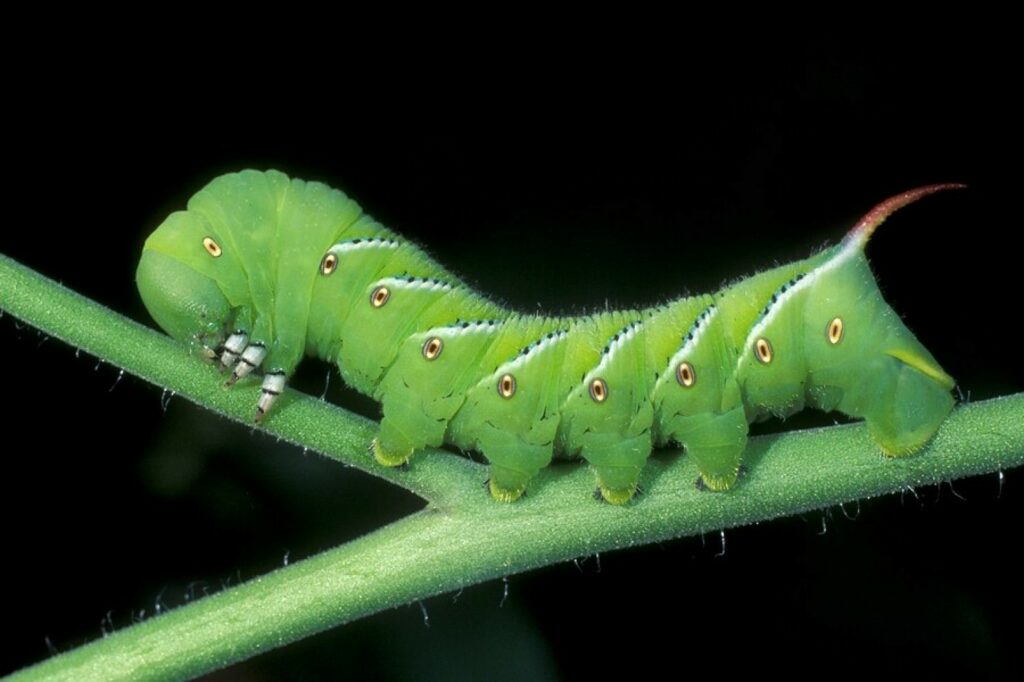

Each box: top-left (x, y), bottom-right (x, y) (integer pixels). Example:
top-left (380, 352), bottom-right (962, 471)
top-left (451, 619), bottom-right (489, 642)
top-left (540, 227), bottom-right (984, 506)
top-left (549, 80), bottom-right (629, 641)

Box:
top-left (136, 170), bottom-right (960, 504)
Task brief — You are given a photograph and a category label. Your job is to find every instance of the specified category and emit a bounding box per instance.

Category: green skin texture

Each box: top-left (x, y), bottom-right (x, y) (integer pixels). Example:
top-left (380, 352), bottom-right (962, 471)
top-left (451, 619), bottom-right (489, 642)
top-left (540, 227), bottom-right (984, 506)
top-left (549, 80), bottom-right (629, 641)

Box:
top-left (137, 169), bottom-right (956, 504)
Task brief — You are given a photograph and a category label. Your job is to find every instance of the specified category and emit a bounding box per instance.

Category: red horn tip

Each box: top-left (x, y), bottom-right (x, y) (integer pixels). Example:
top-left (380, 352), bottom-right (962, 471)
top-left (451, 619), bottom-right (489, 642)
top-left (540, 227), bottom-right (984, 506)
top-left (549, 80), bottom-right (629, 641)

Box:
top-left (844, 183), bottom-right (966, 248)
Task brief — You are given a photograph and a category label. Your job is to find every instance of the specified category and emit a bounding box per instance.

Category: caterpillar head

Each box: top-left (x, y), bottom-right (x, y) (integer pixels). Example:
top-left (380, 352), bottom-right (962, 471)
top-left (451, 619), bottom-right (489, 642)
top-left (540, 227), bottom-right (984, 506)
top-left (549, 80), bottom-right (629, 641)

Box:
top-left (741, 184), bottom-right (962, 455)
top-left (136, 210), bottom-right (237, 354)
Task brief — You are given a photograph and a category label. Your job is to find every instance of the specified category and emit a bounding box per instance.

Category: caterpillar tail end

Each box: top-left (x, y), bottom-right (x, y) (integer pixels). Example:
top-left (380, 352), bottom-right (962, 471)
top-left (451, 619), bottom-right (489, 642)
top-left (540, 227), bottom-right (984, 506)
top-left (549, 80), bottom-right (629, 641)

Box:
top-left (866, 361), bottom-right (955, 459)
top-left (372, 437), bottom-right (413, 467)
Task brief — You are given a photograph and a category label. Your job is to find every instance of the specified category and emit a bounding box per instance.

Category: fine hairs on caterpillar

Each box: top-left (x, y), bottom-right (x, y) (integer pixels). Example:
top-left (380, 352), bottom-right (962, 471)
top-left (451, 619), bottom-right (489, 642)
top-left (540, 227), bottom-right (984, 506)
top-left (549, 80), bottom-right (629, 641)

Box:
top-left (137, 170), bottom-right (961, 504)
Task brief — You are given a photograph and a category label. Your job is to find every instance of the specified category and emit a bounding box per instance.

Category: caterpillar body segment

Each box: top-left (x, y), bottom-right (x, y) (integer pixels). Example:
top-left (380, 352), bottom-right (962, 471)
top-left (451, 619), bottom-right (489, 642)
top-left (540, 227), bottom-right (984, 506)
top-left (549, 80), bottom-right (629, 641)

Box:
top-left (137, 170), bottom-right (960, 504)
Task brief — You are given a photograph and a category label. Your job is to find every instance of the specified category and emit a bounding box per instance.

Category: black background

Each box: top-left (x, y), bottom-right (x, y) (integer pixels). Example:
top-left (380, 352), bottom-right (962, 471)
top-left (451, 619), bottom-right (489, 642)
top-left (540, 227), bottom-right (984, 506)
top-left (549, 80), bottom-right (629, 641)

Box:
top-left (2, 36), bottom-right (1022, 679)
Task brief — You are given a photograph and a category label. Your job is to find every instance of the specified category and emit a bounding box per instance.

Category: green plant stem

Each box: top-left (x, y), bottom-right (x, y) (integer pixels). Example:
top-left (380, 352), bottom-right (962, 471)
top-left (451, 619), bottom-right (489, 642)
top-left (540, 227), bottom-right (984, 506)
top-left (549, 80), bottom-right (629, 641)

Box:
top-left (3, 252), bottom-right (1023, 681)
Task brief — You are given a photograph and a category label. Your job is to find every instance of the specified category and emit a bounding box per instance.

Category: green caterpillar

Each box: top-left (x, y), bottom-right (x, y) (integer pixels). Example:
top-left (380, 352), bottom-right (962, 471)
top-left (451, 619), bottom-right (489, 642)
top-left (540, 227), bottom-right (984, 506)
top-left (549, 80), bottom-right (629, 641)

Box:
top-left (137, 170), bottom-right (960, 504)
